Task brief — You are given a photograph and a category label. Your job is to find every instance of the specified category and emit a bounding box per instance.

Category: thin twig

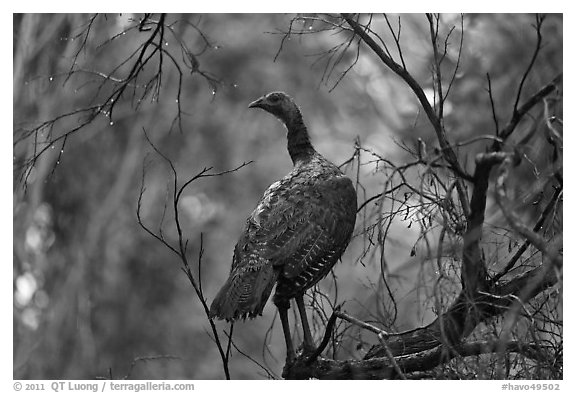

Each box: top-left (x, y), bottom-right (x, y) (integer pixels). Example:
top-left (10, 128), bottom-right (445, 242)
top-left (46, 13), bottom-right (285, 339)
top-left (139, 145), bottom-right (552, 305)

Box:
top-left (513, 14), bottom-right (545, 116)
top-left (333, 310), bottom-right (406, 379)
top-left (341, 13), bottom-right (471, 218)
top-left (224, 330), bottom-right (278, 379)
top-left (494, 157), bottom-right (562, 268)
top-left (486, 73), bottom-right (500, 136)
top-left (137, 128), bottom-right (253, 379)
top-left (492, 185), bottom-right (563, 282)
top-left (307, 306), bottom-right (340, 364)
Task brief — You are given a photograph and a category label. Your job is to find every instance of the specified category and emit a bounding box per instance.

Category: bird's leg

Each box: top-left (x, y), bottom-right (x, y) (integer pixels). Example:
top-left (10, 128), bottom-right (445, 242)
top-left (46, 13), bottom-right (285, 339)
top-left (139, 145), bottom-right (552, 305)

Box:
top-left (278, 303), bottom-right (295, 364)
top-left (295, 294), bottom-right (315, 353)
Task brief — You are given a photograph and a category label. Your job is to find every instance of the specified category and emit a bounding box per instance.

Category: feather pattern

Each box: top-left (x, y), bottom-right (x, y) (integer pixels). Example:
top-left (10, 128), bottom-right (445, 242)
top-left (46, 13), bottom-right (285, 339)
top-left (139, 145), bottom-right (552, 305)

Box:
top-left (209, 92), bottom-right (357, 321)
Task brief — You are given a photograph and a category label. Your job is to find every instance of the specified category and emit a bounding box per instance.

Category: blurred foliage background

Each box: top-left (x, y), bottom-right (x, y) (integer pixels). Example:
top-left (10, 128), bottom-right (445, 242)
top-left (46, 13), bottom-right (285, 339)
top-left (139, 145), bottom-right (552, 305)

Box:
top-left (13, 13), bottom-right (562, 379)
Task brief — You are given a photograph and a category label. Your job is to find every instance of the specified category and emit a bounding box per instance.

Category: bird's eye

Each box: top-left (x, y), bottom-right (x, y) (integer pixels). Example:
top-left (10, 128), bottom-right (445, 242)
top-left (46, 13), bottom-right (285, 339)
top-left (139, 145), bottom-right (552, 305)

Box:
top-left (268, 95), bottom-right (280, 103)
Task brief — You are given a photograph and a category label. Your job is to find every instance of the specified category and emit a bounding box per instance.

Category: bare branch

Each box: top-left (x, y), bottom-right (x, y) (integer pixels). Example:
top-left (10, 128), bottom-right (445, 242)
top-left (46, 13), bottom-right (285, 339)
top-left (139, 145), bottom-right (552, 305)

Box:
top-left (332, 310), bottom-right (406, 379)
top-left (492, 185), bottom-right (563, 282)
top-left (426, 13), bottom-right (444, 119)
top-left (136, 127), bottom-right (253, 380)
top-left (341, 13), bottom-right (471, 218)
top-left (500, 74), bottom-right (562, 143)
top-left (307, 306), bottom-right (340, 364)
top-left (224, 330), bottom-right (278, 379)
top-left (494, 157), bottom-right (563, 268)
top-left (383, 14), bottom-right (406, 70)
top-left (284, 335), bottom-right (555, 380)
top-left (486, 73), bottom-right (500, 135)
top-left (513, 15), bottom-right (545, 116)
top-left (443, 14), bottom-right (464, 100)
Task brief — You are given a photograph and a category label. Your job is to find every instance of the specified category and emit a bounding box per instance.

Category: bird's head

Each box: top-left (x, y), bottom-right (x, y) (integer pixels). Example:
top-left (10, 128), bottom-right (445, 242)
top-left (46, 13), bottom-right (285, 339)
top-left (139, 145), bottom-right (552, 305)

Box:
top-left (248, 91), bottom-right (300, 125)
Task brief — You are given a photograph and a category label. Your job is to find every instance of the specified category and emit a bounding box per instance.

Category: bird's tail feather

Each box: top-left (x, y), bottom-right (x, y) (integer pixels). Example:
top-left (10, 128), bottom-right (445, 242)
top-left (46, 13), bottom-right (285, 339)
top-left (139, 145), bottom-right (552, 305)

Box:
top-left (209, 262), bottom-right (278, 321)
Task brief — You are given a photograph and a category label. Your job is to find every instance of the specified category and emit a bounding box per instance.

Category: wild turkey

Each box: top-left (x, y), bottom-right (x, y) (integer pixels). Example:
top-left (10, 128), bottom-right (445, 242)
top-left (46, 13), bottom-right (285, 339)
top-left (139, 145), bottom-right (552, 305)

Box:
top-left (209, 91), bottom-right (357, 364)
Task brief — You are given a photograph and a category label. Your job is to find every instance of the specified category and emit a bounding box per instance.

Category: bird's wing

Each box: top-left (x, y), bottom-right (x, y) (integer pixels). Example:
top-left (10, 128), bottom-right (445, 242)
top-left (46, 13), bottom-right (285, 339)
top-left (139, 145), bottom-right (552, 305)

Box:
top-left (244, 174), bottom-right (356, 280)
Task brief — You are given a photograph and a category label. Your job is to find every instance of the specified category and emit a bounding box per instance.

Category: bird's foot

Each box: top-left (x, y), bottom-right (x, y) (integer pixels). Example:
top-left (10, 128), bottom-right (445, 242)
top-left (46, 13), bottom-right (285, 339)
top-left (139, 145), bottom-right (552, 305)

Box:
top-left (282, 346), bottom-right (321, 379)
top-left (302, 342), bottom-right (316, 355)
top-left (294, 341), bottom-right (318, 364)
top-left (282, 352), bottom-right (296, 379)
top-left (285, 350), bottom-right (296, 366)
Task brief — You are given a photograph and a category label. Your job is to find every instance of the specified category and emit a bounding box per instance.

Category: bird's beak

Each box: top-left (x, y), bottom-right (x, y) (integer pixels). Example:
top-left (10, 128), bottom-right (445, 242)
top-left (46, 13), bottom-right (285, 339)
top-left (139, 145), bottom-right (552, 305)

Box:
top-left (248, 97), bottom-right (264, 109)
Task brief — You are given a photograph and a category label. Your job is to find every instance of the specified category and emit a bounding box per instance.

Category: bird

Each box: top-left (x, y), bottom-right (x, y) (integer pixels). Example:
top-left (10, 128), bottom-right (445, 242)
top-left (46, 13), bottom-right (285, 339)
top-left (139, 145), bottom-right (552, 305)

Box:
top-left (209, 91), bottom-right (357, 364)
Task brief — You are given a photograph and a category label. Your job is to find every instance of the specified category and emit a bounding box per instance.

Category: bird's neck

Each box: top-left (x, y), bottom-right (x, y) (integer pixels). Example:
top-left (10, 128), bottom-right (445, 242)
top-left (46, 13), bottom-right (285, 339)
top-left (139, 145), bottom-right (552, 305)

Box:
top-left (285, 111), bottom-right (316, 165)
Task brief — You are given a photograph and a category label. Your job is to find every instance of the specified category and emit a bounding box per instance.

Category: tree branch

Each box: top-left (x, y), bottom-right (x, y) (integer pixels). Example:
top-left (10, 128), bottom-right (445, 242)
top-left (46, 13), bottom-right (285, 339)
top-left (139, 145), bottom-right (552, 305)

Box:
top-left (378, 260), bottom-right (556, 351)
top-left (500, 74), bottom-right (562, 143)
top-left (492, 185), bottom-right (562, 282)
top-left (458, 72), bottom-right (561, 296)
top-left (136, 129), bottom-right (253, 380)
top-left (494, 157), bottom-right (563, 269)
top-left (284, 253), bottom-right (559, 379)
top-left (285, 335), bottom-right (556, 379)
top-left (341, 13), bottom-right (471, 219)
